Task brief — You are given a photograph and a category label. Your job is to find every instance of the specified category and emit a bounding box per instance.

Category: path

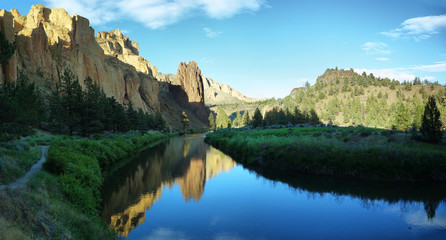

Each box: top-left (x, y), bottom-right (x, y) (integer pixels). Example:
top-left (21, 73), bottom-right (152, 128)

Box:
top-left (0, 145), bottom-right (49, 190)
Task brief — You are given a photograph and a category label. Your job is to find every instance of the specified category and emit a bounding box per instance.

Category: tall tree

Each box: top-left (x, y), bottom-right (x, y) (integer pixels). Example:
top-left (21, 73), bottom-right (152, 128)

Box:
top-left (251, 107), bottom-right (263, 128)
top-left (208, 112), bottom-right (216, 129)
top-left (242, 111), bottom-right (250, 126)
top-left (58, 68), bottom-right (83, 135)
top-left (216, 107), bottom-right (230, 129)
top-left (421, 96), bottom-right (443, 143)
top-left (393, 101), bottom-right (410, 131)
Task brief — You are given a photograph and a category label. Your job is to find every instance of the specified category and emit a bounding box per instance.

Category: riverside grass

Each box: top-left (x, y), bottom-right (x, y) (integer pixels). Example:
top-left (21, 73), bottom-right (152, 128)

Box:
top-left (0, 132), bottom-right (169, 239)
top-left (205, 127), bottom-right (446, 181)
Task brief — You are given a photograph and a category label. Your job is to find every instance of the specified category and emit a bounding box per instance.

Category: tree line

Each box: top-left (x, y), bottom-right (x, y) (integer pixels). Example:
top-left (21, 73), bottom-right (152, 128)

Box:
top-left (209, 106), bottom-right (321, 129)
top-left (0, 68), bottom-right (166, 140)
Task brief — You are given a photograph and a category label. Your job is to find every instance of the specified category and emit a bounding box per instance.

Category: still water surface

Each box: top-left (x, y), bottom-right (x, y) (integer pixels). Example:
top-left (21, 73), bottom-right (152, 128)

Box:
top-left (101, 134), bottom-right (446, 240)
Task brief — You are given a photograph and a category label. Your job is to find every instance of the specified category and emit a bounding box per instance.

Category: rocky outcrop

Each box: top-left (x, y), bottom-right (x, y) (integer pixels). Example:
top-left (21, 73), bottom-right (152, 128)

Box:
top-left (204, 77), bottom-right (265, 105)
top-left (0, 5), bottom-right (212, 128)
top-left (167, 61), bottom-right (207, 122)
top-left (0, 5), bottom-right (159, 113)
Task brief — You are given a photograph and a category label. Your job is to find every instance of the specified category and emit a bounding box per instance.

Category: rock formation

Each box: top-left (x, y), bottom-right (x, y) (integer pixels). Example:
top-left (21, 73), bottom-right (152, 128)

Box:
top-left (204, 77), bottom-right (265, 105)
top-left (167, 61), bottom-right (207, 122)
top-left (0, 5), bottom-right (211, 128)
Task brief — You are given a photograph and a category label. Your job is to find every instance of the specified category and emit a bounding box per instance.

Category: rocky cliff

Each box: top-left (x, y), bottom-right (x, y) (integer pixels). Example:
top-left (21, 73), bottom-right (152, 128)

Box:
top-left (204, 77), bottom-right (265, 105)
top-left (165, 61), bottom-right (207, 123)
top-left (0, 5), bottom-right (208, 128)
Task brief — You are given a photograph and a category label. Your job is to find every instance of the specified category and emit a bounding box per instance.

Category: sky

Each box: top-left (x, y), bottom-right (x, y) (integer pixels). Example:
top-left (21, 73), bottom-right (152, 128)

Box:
top-left (2, 0), bottom-right (446, 98)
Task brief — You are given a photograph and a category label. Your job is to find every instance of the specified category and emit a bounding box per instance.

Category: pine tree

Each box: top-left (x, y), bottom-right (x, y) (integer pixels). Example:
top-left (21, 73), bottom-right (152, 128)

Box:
top-left (242, 111), bottom-right (250, 126)
top-left (421, 96), bottom-right (443, 143)
top-left (208, 113), bottom-right (216, 129)
top-left (56, 68), bottom-right (83, 135)
top-left (251, 107), bottom-right (263, 128)
top-left (216, 107), bottom-right (230, 128)
top-left (126, 102), bottom-right (138, 131)
top-left (393, 101), bottom-right (411, 131)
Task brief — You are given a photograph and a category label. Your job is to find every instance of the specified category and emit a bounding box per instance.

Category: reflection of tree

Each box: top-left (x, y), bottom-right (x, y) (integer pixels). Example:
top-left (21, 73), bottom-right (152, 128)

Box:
top-left (240, 164), bottom-right (446, 221)
top-left (101, 135), bottom-right (236, 237)
top-left (424, 200), bottom-right (440, 220)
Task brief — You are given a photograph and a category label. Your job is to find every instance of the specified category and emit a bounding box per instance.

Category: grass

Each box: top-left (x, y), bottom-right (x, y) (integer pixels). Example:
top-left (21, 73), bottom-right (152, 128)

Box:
top-left (0, 131), bottom-right (171, 239)
top-left (0, 141), bottom-right (41, 185)
top-left (205, 126), bottom-right (446, 182)
top-left (0, 171), bottom-right (115, 240)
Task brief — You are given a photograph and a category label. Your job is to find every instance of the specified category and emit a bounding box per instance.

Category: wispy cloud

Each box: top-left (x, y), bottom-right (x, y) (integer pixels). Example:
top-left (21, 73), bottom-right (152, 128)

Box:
top-left (354, 68), bottom-right (416, 81)
top-left (362, 42), bottom-right (391, 55)
top-left (203, 27), bottom-right (222, 38)
top-left (376, 57), bottom-right (390, 61)
top-left (381, 14), bottom-right (446, 41)
top-left (354, 62), bottom-right (446, 81)
top-left (412, 62), bottom-right (446, 72)
top-left (45, 0), bottom-right (265, 29)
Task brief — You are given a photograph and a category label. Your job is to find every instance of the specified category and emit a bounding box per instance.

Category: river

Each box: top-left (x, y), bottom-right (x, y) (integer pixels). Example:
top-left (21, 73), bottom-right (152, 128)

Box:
top-left (101, 134), bottom-right (446, 240)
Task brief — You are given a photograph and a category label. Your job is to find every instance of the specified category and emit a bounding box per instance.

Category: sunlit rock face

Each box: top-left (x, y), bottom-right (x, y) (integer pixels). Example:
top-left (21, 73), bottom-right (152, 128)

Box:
top-left (203, 77), bottom-right (266, 105)
top-left (0, 5), bottom-right (160, 112)
top-left (103, 136), bottom-right (236, 237)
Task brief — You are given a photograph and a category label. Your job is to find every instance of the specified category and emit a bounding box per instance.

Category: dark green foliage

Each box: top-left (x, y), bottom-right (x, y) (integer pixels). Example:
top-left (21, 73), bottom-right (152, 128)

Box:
top-left (0, 73), bottom-right (45, 140)
top-left (205, 127), bottom-right (446, 182)
top-left (421, 96), bottom-right (443, 143)
top-left (48, 68), bottom-right (166, 135)
top-left (251, 107), bottom-right (263, 128)
top-left (43, 133), bottom-right (168, 214)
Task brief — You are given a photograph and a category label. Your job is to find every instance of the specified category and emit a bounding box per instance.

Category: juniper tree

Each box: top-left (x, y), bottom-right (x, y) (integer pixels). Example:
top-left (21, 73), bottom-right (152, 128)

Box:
top-left (421, 96), bottom-right (443, 143)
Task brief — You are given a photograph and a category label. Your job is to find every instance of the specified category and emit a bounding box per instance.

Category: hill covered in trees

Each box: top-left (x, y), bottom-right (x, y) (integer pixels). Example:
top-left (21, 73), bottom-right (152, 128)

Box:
top-left (210, 68), bottom-right (446, 131)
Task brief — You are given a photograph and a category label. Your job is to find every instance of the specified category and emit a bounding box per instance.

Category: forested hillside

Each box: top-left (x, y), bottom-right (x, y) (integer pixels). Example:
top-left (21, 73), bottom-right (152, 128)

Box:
top-left (211, 68), bottom-right (446, 130)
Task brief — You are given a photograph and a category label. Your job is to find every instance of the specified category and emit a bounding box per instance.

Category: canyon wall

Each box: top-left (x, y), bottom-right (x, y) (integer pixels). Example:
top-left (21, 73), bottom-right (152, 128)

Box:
top-left (0, 5), bottom-right (209, 128)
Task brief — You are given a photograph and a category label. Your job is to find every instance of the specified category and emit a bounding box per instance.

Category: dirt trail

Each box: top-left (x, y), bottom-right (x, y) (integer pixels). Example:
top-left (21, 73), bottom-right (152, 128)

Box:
top-left (0, 145), bottom-right (49, 190)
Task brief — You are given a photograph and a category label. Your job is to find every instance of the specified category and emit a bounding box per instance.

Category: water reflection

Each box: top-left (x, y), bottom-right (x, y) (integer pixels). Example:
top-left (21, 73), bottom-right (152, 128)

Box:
top-left (101, 135), bottom-right (236, 237)
top-left (101, 135), bottom-right (446, 239)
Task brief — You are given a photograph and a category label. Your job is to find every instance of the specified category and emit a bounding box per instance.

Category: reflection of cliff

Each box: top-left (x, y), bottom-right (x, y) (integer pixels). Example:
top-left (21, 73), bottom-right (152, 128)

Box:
top-left (206, 147), bottom-right (237, 180)
top-left (101, 136), bottom-right (236, 237)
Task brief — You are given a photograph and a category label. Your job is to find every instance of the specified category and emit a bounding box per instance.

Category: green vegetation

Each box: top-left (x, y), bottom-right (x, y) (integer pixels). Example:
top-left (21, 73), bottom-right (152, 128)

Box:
top-left (205, 127), bottom-right (446, 182)
top-left (421, 96), bottom-right (443, 143)
top-left (0, 73), bottom-right (46, 141)
top-left (43, 132), bottom-right (168, 214)
top-left (0, 171), bottom-right (115, 240)
top-left (216, 106), bottom-right (231, 128)
top-left (0, 132), bottom-right (169, 239)
top-left (209, 68), bottom-right (446, 130)
top-left (49, 69), bottom-right (166, 136)
top-left (0, 140), bottom-right (41, 184)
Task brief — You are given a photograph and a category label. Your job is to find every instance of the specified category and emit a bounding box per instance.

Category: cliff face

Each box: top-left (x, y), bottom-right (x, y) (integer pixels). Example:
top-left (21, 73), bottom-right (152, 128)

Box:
top-left (0, 5), bottom-right (210, 128)
top-left (0, 5), bottom-right (160, 112)
top-left (167, 61), bottom-right (207, 123)
top-left (204, 77), bottom-right (265, 105)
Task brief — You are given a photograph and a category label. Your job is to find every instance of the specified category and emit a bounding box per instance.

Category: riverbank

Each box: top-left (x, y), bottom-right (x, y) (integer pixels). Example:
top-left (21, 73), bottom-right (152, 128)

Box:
top-left (205, 127), bottom-right (446, 182)
top-left (0, 132), bottom-right (170, 239)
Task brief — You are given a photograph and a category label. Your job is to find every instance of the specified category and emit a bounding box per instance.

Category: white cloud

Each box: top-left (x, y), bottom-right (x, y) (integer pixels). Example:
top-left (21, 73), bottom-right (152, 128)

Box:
top-left (354, 62), bottom-right (446, 81)
top-left (376, 57), bottom-right (390, 61)
top-left (412, 62), bottom-right (446, 72)
top-left (45, 0), bottom-right (265, 29)
top-left (362, 42), bottom-right (391, 55)
top-left (354, 68), bottom-right (416, 81)
top-left (203, 27), bottom-right (222, 38)
top-left (381, 14), bottom-right (446, 41)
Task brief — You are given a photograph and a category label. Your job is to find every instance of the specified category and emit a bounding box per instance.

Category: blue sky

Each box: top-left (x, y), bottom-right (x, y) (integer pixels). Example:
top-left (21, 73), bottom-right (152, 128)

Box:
top-left (2, 0), bottom-right (446, 98)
